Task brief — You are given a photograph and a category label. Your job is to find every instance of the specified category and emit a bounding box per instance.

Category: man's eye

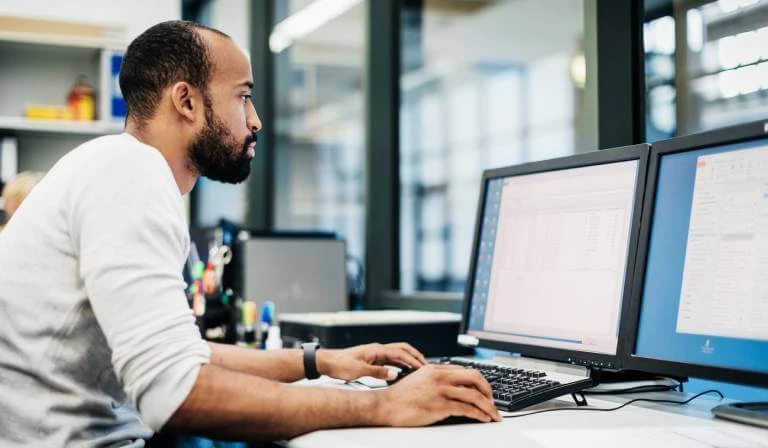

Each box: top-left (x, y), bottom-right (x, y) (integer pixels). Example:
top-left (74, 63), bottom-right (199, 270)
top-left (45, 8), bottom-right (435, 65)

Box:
top-left (241, 94), bottom-right (252, 104)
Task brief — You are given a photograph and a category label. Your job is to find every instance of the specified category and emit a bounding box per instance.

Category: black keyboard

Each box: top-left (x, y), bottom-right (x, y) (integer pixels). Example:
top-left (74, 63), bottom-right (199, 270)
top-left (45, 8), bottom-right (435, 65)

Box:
top-left (439, 358), bottom-right (595, 411)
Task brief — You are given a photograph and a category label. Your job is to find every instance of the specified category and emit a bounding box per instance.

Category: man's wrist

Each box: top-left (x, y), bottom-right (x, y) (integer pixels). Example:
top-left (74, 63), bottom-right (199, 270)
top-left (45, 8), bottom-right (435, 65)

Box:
top-left (369, 389), bottom-right (391, 426)
top-left (315, 348), bottom-right (330, 377)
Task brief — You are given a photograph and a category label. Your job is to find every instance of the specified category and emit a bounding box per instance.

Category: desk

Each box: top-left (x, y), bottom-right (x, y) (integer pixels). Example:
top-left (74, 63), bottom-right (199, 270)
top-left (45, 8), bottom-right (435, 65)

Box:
top-left (283, 391), bottom-right (768, 448)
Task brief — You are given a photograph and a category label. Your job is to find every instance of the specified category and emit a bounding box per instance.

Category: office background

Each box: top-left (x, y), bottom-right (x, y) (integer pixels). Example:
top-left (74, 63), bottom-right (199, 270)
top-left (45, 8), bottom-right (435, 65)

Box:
top-left (1, 0), bottom-right (766, 400)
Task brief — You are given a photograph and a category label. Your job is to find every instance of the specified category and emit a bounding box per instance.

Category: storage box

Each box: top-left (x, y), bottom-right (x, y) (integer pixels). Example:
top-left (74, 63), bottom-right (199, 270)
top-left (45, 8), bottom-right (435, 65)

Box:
top-left (279, 310), bottom-right (472, 357)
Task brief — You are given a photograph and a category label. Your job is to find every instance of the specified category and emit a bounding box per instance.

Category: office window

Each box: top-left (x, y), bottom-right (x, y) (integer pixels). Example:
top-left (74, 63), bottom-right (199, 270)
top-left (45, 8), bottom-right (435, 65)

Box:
top-left (644, 13), bottom-right (677, 141)
top-left (645, 0), bottom-right (768, 138)
top-left (400, 0), bottom-right (597, 292)
top-left (271, 0), bottom-right (367, 263)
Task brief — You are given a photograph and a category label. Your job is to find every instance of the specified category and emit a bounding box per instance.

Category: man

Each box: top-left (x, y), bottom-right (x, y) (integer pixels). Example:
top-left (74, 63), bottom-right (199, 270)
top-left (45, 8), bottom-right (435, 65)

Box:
top-left (0, 21), bottom-right (500, 446)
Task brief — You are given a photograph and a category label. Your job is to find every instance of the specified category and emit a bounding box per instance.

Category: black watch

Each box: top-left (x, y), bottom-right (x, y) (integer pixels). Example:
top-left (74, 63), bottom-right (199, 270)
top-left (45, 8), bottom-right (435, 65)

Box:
top-left (301, 342), bottom-right (321, 379)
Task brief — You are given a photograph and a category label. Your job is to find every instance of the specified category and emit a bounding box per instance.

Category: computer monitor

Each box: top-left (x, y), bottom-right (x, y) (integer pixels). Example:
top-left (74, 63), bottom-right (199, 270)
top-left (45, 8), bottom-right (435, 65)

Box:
top-left (461, 144), bottom-right (649, 370)
top-left (240, 236), bottom-right (349, 316)
top-left (622, 120), bottom-right (768, 389)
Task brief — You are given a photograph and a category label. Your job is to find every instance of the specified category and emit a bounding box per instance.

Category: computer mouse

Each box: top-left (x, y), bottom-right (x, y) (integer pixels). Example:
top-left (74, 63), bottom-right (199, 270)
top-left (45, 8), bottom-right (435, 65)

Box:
top-left (386, 367), bottom-right (416, 385)
top-left (430, 415), bottom-right (485, 426)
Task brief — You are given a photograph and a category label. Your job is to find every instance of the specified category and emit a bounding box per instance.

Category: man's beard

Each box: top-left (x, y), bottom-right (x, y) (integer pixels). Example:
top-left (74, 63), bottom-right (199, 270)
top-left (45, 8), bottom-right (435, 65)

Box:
top-left (188, 103), bottom-right (256, 184)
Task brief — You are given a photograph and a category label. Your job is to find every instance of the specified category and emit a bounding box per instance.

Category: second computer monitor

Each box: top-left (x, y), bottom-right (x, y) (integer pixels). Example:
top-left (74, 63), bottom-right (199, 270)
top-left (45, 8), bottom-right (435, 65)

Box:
top-left (461, 144), bottom-right (649, 369)
top-left (623, 120), bottom-right (768, 388)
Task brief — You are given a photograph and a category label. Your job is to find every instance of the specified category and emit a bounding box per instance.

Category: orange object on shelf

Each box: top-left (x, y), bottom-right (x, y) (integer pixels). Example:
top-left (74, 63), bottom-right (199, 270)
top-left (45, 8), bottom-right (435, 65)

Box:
top-left (67, 75), bottom-right (95, 121)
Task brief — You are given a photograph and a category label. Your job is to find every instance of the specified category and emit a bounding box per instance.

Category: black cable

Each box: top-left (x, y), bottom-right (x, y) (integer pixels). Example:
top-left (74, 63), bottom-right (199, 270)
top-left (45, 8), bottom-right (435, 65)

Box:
top-left (502, 389), bottom-right (724, 419)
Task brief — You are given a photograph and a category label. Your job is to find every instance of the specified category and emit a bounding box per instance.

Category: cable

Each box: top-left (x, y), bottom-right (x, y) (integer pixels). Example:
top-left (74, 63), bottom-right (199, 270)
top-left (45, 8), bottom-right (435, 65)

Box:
top-left (502, 389), bottom-right (724, 419)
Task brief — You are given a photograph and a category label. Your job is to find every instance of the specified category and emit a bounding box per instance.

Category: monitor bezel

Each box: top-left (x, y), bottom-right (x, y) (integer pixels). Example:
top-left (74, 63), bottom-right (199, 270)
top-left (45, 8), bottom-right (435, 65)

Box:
top-left (620, 119), bottom-right (768, 388)
top-left (460, 144), bottom-right (650, 370)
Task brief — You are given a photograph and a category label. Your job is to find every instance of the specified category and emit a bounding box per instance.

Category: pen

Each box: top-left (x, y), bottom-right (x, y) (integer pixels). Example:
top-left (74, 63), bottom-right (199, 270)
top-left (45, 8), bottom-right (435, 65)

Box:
top-left (258, 301), bottom-right (275, 349)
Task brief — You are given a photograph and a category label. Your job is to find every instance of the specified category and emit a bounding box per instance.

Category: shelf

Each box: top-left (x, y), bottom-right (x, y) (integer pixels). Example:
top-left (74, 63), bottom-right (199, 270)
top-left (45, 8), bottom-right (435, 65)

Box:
top-left (687, 59), bottom-right (768, 82)
top-left (0, 116), bottom-right (123, 135)
top-left (0, 15), bottom-right (125, 50)
top-left (0, 30), bottom-right (124, 50)
top-left (705, 2), bottom-right (768, 42)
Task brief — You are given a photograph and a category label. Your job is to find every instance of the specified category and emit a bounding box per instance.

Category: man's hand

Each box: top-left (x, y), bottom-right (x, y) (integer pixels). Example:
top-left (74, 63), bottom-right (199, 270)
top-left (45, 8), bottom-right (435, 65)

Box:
top-left (375, 364), bottom-right (502, 425)
top-left (316, 342), bottom-right (427, 381)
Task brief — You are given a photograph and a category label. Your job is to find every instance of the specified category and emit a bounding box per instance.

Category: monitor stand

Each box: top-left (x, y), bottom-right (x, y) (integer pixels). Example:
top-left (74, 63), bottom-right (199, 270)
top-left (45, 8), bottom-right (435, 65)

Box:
top-left (712, 402), bottom-right (768, 429)
top-left (583, 369), bottom-right (685, 393)
top-left (596, 368), bottom-right (687, 385)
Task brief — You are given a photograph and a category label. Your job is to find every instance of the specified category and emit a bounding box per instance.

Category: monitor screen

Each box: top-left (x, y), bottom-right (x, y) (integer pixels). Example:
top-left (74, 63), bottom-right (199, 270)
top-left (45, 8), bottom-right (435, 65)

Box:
top-left (632, 135), bottom-right (768, 378)
top-left (241, 238), bottom-right (348, 315)
top-left (465, 150), bottom-right (643, 361)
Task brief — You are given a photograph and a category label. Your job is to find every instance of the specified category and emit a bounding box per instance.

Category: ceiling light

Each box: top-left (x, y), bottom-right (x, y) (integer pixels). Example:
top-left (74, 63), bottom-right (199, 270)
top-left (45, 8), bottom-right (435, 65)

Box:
top-left (269, 0), bottom-right (363, 53)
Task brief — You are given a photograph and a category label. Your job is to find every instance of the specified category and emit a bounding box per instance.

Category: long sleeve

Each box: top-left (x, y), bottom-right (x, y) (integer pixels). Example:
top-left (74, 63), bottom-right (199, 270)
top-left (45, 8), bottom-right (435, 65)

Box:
top-left (70, 146), bottom-right (210, 431)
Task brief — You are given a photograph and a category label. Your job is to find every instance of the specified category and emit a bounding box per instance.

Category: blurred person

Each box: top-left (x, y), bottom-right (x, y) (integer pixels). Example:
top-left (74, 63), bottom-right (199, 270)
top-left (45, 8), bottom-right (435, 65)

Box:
top-left (1, 171), bottom-right (44, 229)
top-left (0, 20), bottom-right (499, 446)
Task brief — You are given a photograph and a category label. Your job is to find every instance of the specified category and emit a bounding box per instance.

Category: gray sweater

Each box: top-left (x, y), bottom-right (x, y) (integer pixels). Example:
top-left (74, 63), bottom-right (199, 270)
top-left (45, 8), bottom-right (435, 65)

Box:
top-left (0, 134), bottom-right (210, 446)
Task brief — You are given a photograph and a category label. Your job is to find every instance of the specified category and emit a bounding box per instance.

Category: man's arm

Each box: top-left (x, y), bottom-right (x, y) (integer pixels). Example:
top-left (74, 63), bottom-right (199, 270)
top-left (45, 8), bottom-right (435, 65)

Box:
top-left (74, 150), bottom-right (213, 430)
top-left (207, 341), bottom-right (428, 382)
top-left (208, 342), bottom-right (304, 382)
top-left (164, 363), bottom-right (379, 441)
top-left (164, 363), bottom-right (501, 441)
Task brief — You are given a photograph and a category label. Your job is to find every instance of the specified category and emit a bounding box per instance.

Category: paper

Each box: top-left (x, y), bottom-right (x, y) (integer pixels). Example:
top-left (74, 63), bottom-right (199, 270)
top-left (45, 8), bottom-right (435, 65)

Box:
top-left (292, 376), bottom-right (356, 390)
top-left (352, 376), bottom-right (388, 389)
top-left (292, 376), bottom-right (378, 391)
top-left (523, 426), bottom-right (768, 448)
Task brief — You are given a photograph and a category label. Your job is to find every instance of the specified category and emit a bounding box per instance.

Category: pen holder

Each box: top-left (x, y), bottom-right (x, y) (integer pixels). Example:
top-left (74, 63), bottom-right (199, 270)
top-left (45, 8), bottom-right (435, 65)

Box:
top-left (193, 291), bottom-right (240, 344)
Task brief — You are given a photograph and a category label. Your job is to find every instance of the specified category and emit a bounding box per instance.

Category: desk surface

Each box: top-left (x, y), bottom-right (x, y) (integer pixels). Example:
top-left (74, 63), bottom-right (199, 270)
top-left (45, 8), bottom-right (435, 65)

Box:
top-left (283, 390), bottom-right (768, 448)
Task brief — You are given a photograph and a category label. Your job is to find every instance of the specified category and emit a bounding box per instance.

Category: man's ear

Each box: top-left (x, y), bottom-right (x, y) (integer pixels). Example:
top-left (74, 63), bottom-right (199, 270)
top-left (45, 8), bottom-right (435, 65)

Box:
top-left (169, 81), bottom-right (200, 122)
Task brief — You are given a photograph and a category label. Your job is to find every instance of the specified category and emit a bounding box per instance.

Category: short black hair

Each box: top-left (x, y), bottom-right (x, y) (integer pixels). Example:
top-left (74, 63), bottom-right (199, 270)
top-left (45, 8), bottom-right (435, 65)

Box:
top-left (119, 20), bottom-right (230, 124)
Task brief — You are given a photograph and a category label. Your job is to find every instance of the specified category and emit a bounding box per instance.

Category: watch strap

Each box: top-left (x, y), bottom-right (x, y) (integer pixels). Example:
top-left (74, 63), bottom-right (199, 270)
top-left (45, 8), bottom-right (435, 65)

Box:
top-left (301, 342), bottom-right (320, 379)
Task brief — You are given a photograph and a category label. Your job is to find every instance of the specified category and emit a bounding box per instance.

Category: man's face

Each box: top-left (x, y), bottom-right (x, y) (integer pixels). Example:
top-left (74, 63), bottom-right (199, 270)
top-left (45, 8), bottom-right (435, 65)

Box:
top-left (187, 33), bottom-right (261, 184)
top-left (188, 98), bottom-right (256, 184)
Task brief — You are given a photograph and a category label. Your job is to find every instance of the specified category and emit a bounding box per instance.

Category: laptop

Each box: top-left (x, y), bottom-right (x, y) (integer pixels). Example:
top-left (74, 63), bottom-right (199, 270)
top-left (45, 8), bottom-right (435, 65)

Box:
top-left (442, 144), bottom-right (649, 411)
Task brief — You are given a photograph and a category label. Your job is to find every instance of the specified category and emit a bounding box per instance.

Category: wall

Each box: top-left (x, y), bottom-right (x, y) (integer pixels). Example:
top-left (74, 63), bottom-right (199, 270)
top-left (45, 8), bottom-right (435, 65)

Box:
top-left (209, 0), bottom-right (250, 53)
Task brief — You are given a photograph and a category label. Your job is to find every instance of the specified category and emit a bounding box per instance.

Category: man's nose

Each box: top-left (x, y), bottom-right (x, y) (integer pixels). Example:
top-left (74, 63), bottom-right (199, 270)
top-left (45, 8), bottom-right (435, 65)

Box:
top-left (247, 102), bottom-right (262, 133)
